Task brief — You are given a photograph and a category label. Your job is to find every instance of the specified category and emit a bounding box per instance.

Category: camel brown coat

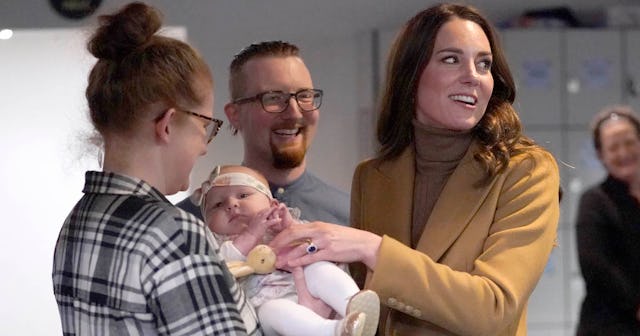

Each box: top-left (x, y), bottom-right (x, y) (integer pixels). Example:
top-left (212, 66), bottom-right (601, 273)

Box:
top-left (351, 143), bottom-right (560, 335)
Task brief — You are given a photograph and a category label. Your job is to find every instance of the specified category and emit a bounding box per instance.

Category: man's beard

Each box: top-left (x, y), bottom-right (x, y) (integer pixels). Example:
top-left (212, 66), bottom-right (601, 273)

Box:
top-left (271, 141), bottom-right (306, 169)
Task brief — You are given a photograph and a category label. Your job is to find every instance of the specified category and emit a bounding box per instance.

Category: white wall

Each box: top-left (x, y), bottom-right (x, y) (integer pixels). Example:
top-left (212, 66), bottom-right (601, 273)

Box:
top-left (0, 29), bottom-right (96, 335)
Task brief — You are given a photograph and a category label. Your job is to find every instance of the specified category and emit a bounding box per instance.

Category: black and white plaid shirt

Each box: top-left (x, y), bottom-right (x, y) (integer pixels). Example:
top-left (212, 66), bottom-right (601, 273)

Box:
top-left (52, 171), bottom-right (262, 335)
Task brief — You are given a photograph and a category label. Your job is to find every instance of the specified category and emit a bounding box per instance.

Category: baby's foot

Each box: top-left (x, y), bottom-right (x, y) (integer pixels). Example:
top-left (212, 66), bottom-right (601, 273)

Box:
top-left (337, 311), bottom-right (366, 336)
top-left (345, 290), bottom-right (380, 336)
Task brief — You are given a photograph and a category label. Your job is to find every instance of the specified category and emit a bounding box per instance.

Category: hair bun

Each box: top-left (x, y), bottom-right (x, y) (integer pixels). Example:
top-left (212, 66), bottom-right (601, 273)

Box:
top-left (87, 2), bottom-right (162, 61)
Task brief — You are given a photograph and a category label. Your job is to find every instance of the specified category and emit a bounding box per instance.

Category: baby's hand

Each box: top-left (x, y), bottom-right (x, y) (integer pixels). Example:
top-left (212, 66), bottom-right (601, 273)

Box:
top-left (245, 206), bottom-right (281, 237)
top-left (234, 207), bottom-right (281, 255)
top-left (270, 202), bottom-right (297, 232)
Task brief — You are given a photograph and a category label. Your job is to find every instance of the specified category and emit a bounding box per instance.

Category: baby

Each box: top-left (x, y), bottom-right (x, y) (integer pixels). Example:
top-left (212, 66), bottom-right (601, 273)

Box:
top-left (192, 165), bottom-right (379, 336)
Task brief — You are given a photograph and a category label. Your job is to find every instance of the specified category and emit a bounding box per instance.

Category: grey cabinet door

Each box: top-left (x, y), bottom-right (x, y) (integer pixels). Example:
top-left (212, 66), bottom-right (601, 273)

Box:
top-left (566, 30), bottom-right (623, 126)
top-left (623, 30), bottom-right (640, 111)
top-left (502, 29), bottom-right (563, 127)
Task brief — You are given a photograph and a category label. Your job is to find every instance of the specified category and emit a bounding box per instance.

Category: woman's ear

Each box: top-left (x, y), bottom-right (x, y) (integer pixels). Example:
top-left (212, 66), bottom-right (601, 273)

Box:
top-left (155, 108), bottom-right (176, 144)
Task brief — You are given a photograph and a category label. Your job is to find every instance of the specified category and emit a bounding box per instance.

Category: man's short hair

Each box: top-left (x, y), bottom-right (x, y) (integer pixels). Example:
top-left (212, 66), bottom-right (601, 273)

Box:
top-left (228, 41), bottom-right (300, 100)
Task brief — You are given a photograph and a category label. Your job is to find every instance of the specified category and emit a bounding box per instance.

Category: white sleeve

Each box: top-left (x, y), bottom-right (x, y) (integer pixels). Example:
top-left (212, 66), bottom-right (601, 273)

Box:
top-left (219, 240), bottom-right (247, 262)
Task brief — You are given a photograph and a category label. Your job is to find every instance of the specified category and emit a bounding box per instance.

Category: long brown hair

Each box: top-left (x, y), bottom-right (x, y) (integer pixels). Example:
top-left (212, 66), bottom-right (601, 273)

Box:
top-left (377, 3), bottom-right (536, 184)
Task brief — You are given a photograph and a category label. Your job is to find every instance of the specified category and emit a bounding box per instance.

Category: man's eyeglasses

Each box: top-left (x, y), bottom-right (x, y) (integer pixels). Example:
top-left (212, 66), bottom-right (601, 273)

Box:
top-left (179, 109), bottom-right (223, 144)
top-left (233, 89), bottom-right (323, 113)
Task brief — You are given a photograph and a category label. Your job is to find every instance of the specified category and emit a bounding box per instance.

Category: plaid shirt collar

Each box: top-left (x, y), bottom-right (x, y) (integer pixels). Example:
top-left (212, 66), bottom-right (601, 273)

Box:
top-left (83, 170), bottom-right (168, 202)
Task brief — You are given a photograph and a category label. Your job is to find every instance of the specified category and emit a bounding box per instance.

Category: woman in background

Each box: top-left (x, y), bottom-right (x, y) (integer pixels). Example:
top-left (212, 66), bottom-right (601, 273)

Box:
top-left (271, 3), bottom-right (560, 335)
top-left (576, 105), bottom-right (640, 335)
top-left (52, 2), bottom-right (260, 335)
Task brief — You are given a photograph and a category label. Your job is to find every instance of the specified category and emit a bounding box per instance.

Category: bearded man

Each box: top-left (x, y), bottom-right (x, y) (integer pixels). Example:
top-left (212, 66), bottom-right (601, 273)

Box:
top-left (177, 41), bottom-right (349, 225)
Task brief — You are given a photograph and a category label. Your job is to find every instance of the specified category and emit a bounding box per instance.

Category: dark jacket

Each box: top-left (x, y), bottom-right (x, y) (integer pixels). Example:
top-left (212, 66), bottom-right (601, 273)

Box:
top-left (576, 175), bottom-right (640, 335)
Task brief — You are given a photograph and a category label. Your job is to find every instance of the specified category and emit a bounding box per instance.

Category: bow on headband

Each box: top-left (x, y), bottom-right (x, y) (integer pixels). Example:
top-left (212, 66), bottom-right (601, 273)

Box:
top-left (190, 165), bottom-right (221, 209)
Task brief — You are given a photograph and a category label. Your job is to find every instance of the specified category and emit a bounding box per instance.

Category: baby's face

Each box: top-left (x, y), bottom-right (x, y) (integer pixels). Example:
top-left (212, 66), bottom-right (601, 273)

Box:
top-left (204, 184), bottom-right (272, 236)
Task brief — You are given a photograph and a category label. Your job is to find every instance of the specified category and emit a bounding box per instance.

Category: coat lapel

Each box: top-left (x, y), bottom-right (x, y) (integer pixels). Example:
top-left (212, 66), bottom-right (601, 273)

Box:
top-left (416, 142), bottom-right (498, 261)
top-left (370, 148), bottom-right (415, 245)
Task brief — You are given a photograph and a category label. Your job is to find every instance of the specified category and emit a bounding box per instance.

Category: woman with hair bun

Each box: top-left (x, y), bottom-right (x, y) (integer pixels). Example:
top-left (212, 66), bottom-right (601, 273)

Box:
top-left (52, 2), bottom-right (260, 335)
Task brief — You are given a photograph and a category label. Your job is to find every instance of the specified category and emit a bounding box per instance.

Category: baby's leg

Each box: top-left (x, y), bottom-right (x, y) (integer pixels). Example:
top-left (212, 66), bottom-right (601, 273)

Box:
top-left (258, 298), bottom-right (339, 336)
top-left (304, 261), bottom-right (380, 336)
top-left (303, 261), bottom-right (359, 316)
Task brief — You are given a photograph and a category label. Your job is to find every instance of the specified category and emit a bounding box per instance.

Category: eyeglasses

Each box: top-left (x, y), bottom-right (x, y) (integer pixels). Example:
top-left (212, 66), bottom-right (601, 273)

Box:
top-left (179, 109), bottom-right (223, 143)
top-left (233, 89), bottom-right (323, 113)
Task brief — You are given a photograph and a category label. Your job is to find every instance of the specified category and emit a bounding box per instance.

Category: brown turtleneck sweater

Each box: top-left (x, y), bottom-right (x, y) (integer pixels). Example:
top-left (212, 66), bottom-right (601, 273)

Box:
top-left (411, 119), bottom-right (473, 247)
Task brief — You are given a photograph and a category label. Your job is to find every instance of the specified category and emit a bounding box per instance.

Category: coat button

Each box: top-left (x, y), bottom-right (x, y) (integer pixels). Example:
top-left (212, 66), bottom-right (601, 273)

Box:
top-left (387, 297), bottom-right (397, 307)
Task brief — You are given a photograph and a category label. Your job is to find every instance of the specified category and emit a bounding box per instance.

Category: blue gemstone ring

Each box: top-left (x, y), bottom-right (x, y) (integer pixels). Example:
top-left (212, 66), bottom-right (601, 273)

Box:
top-left (305, 240), bottom-right (318, 254)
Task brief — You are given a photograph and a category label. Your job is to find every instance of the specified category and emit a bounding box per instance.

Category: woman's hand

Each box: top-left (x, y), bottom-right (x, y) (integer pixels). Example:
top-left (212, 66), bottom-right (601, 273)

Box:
top-left (291, 266), bottom-right (334, 318)
top-left (269, 221), bottom-right (382, 270)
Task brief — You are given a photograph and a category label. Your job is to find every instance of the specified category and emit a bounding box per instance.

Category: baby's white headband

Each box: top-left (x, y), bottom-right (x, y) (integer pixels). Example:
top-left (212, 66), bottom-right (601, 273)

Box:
top-left (191, 166), bottom-right (273, 210)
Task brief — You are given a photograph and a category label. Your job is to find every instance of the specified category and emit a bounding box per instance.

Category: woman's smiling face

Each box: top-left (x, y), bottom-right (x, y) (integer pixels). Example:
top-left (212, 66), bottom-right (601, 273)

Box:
top-left (415, 17), bottom-right (494, 131)
top-left (598, 117), bottom-right (640, 184)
